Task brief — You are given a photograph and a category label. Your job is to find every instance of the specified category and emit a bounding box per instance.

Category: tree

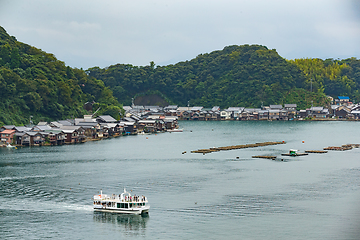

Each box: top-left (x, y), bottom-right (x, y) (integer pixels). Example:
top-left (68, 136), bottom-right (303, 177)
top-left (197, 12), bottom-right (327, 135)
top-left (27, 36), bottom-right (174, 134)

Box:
top-left (10, 47), bottom-right (20, 69)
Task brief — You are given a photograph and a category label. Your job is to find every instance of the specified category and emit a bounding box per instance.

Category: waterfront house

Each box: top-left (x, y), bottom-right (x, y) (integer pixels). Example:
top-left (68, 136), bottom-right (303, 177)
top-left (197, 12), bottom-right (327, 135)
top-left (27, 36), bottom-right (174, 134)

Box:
top-left (164, 105), bottom-right (178, 111)
top-left (199, 110), bottom-right (208, 121)
top-left (32, 125), bottom-right (52, 132)
top-left (192, 112), bottom-right (200, 120)
top-left (137, 120), bottom-right (157, 133)
top-left (279, 110), bottom-right (289, 120)
top-left (96, 115), bottom-right (117, 123)
top-left (351, 110), bottom-right (360, 119)
top-left (244, 108), bottom-right (261, 120)
top-left (220, 110), bottom-right (232, 120)
top-left (60, 126), bottom-right (86, 143)
top-left (14, 126), bottom-right (31, 132)
top-left (308, 107), bottom-right (329, 118)
top-left (191, 106), bottom-right (203, 113)
top-left (0, 125), bottom-right (16, 132)
top-left (76, 121), bottom-right (99, 138)
top-left (47, 130), bottom-right (65, 145)
top-left (182, 110), bottom-right (192, 120)
top-left (21, 132), bottom-right (44, 146)
top-left (14, 132), bottom-right (25, 145)
top-left (176, 107), bottom-right (191, 116)
top-left (120, 121), bottom-right (136, 134)
top-left (229, 107), bottom-right (245, 120)
top-left (284, 104), bottom-right (297, 111)
top-left (335, 106), bottom-right (351, 119)
top-left (258, 110), bottom-right (269, 120)
top-left (1, 129), bottom-right (15, 144)
top-left (239, 110), bottom-right (251, 121)
top-left (284, 104), bottom-right (297, 119)
top-left (268, 109), bottom-right (280, 120)
top-left (100, 123), bottom-right (122, 137)
top-left (269, 105), bottom-right (283, 110)
top-left (123, 117), bottom-right (137, 123)
top-left (211, 111), bottom-right (221, 121)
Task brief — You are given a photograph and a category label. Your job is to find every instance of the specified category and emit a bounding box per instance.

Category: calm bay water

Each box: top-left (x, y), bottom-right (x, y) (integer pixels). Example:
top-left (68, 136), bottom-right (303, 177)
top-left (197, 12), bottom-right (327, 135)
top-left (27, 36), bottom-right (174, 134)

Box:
top-left (1, 121), bottom-right (360, 239)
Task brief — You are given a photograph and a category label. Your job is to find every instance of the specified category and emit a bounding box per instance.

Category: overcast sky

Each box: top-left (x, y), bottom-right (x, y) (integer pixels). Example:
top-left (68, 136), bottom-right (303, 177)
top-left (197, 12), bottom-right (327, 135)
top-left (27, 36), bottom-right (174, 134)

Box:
top-left (1, 0), bottom-right (360, 69)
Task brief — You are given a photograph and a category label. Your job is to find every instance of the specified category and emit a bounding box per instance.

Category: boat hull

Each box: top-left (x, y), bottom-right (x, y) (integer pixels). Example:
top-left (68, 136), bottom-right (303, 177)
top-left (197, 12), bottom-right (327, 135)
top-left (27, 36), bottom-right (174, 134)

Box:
top-left (94, 206), bottom-right (150, 215)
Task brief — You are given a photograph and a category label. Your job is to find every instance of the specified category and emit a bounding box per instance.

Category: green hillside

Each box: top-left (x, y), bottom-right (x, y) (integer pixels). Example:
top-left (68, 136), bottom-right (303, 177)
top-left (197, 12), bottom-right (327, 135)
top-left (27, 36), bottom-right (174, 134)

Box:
top-left (1, 25), bottom-right (359, 126)
top-left (0, 26), bottom-right (122, 126)
top-left (88, 45), bottom-right (355, 109)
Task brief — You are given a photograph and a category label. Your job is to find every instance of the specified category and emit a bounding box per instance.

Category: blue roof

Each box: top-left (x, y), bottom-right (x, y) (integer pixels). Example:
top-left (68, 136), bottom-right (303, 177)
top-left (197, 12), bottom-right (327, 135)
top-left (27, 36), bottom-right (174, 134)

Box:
top-left (338, 96), bottom-right (349, 100)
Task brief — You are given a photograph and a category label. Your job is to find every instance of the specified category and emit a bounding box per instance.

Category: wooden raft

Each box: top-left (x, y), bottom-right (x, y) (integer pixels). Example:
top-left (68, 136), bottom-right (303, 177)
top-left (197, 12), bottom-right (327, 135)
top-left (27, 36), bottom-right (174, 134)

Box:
top-left (191, 141), bottom-right (285, 154)
top-left (305, 150), bottom-right (328, 153)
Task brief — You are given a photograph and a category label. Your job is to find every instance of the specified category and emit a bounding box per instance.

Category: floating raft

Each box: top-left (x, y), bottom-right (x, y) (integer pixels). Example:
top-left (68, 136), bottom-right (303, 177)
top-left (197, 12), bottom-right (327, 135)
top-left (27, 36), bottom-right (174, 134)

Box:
top-left (191, 141), bottom-right (286, 154)
top-left (323, 143), bottom-right (360, 151)
top-left (323, 146), bottom-right (352, 151)
top-left (305, 150), bottom-right (328, 153)
top-left (252, 155), bottom-right (277, 160)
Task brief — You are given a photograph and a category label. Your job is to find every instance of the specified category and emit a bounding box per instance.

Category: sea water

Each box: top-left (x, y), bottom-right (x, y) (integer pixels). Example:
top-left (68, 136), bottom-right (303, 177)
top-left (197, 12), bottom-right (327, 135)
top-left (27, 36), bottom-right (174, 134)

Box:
top-left (1, 121), bottom-right (360, 239)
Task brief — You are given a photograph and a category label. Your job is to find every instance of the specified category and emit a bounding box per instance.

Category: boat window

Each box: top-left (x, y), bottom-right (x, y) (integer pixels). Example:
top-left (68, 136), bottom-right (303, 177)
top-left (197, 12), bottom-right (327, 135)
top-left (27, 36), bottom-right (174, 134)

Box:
top-left (120, 203), bottom-right (125, 208)
top-left (117, 203), bottom-right (120, 208)
top-left (125, 203), bottom-right (128, 209)
top-left (129, 203), bottom-right (133, 208)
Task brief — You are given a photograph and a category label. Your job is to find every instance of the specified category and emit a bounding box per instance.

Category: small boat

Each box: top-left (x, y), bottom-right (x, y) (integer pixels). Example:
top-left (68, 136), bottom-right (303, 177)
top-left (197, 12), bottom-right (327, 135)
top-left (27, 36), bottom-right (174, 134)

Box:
top-left (93, 189), bottom-right (150, 215)
top-left (167, 128), bottom-right (183, 132)
top-left (281, 149), bottom-right (308, 156)
top-left (6, 144), bottom-right (16, 149)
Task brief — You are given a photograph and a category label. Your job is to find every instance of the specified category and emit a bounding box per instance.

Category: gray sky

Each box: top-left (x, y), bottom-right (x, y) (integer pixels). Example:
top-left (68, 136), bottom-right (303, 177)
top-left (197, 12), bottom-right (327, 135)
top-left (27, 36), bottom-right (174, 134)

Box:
top-left (1, 0), bottom-right (360, 69)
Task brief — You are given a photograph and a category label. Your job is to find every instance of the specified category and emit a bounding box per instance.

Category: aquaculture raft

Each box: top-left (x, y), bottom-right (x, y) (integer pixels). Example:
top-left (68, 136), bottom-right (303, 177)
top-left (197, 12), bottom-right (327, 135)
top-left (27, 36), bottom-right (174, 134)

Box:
top-left (191, 141), bottom-right (286, 154)
top-left (305, 150), bottom-right (328, 153)
top-left (252, 155), bottom-right (277, 160)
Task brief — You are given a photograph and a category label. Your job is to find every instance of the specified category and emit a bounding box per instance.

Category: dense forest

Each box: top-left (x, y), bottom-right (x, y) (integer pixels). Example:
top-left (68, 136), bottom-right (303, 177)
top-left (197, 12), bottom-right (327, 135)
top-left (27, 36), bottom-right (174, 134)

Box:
top-left (87, 45), bottom-right (360, 109)
top-left (0, 26), bottom-right (122, 126)
top-left (1, 25), bottom-right (360, 126)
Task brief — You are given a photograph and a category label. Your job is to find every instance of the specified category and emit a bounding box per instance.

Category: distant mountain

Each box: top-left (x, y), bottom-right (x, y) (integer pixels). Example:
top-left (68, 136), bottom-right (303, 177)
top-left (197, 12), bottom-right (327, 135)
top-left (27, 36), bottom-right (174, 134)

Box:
top-left (0, 26), bottom-right (122, 126)
top-left (87, 45), bottom-right (360, 109)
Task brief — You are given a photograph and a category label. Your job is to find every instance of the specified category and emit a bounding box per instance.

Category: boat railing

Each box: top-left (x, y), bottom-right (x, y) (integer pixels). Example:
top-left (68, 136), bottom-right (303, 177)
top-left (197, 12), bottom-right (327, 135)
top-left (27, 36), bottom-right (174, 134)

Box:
top-left (94, 195), bottom-right (147, 203)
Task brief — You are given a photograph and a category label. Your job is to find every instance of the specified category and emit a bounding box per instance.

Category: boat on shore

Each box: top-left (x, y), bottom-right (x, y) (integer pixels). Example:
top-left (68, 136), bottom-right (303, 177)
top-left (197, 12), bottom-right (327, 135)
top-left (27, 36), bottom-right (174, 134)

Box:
top-left (93, 189), bottom-right (150, 215)
top-left (167, 128), bottom-right (183, 132)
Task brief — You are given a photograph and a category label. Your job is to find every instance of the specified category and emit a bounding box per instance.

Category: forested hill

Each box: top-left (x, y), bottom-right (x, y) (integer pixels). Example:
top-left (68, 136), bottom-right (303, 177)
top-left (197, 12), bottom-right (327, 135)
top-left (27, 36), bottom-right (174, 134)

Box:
top-left (0, 26), bottom-right (121, 126)
top-left (87, 45), bottom-right (360, 109)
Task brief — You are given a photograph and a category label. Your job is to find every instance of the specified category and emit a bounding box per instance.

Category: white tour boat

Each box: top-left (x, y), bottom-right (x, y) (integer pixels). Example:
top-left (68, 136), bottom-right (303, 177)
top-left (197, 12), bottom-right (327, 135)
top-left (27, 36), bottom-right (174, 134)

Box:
top-left (93, 189), bottom-right (150, 215)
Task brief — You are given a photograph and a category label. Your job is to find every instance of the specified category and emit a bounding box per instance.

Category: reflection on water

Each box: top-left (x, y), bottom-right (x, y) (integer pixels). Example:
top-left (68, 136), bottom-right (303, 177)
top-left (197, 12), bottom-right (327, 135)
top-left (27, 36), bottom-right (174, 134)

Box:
top-left (93, 212), bottom-right (149, 235)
